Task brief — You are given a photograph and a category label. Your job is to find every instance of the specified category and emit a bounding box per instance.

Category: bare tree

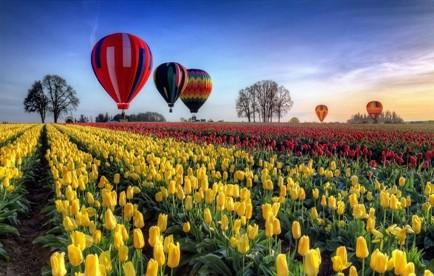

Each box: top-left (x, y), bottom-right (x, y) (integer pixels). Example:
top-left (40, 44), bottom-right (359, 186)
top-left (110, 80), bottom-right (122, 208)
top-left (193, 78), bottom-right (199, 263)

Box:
top-left (253, 80), bottom-right (278, 123)
top-left (235, 80), bottom-right (293, 123)
top-left (236, 89), bottom-right (252, 122)
top-left (248, 85), bottom-right (258, 122)
top-left (42, 75), bottom-right (79, 123)
top-left (23, 81), bottom-right (49, 123)
top-left (274, 85), bottom-right (293, 122)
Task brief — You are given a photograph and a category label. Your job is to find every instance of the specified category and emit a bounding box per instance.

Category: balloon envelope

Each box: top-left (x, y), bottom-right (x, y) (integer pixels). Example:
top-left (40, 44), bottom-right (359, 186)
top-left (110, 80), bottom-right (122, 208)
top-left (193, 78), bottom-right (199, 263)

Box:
top-left (180, 69), bottom-right (212, 113)
top-left (154, 62), bottom-right (188, 112)
top-left (315, 105), bottom-right (328, 122)
top-left (366, 101), bottom-right (383, 119)
top-left (91, 33), bottom-right (152, 110)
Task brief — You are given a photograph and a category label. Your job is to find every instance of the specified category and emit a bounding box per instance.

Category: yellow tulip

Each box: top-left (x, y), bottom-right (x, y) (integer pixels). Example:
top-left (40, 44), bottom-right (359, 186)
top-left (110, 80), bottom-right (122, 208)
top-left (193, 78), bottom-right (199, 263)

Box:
top-left (404, 262), bottom-right (415, 276)
top-left (216, 192), bottom-right (226, 210)
top-left (167, 242), bottom-right (181, 268)
top-left (145, 258), bottom-right (158, 276)
top-left (153, 240), bottom-right (165, 266)
top-left (349, 266), bottom-right (358, 276)
top-left (424, 270), bottom-right (434, 276)
top-left (312, 188), bottom-right (319, 199)
top-left (155, 192), bottom-right (163, 202)
top-left (123, 261), bottom-right (136, 276)
top-left (123, 203), bottom-right (134, 220)
top-left (50, 251), bottom-right (67, 276)
top-left (273, 217), bottom-right (281, 235)
top-left (71, 231), bottom-right (87, 251)
top-left (298, 235), bottom-right (310, 256)
top-left (67, 244), bottom-right (83, 266)
top-left (63, 216), bottom-right (76, 232)
top-left (183, 222), bottom-right (191, 233)
top-left (104, 209), bottom-right (117, 230)
top-left (370, 249), bottom-right (388, 273)
top-left (133, 228), bottom-right (145, 249)
top-left (133, 210), bottom-right (145, 228)
top-left (148, 226), bottom-right (160, 247)
top-left (276, 253), bottom-right (288, 276)
top-left (184, 196), bottom-right (193, 210)
top-left (328, 196), bottom-right (337, 210)
top-left (220, 214), bottom-right (229, 231)
top-left (291, 220), bottom-right (301, 240)
top-left (337, 201), bottom-right (345, 215)
top-left (304, 248), bottom-right (321, 276)
top-left (93, 230), bottom-right (102, 244)
top-left (380, 191), bottom-right (390, 208)
top-left (390, 249), bottom-right (407, 275)
top-left (113, 173), bottom-right (121, 185)
top-left (366, 217), bottom-right (376, 233)
top-left (247, 223), bottom-right (259, 240)
top-left (399, 176), bottom-right (406, 187)
top-left (119, 191), bottom-right (126, 206)
top-left (411, 215), bottom-right (423, 234)
top-left (355, 236), bottom-right (369, 259)
top-left (332, 246), bottom-right (351, 272)
top-left (99, 251), bottom-right (112, 273)
top-left (119, 245), bottom-right (129, 262)
top-left (262, 203), bottom-right (273, 221)
top-left (265, 218), bottom-right (274, 238)
top-left (84, 254), bottom-right (101, 276)
top-left (157, 213), bottom-right (168, 232)
top-left (236, 234), bottom-right (250, 254)
top-left (163, 235), bottom-right (174, 253)
top-left (112, 229), bottom-right (124, 249)
top-left (203, 208), bottom-right (212, 225)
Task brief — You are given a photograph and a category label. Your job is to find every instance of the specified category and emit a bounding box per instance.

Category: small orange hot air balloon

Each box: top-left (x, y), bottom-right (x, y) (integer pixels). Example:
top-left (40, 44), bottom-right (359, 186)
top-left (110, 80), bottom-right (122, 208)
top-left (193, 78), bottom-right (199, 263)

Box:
top-left (315, 105), bottom-right (328, 122)
top-left (366, 101), bottom-right (383, 120)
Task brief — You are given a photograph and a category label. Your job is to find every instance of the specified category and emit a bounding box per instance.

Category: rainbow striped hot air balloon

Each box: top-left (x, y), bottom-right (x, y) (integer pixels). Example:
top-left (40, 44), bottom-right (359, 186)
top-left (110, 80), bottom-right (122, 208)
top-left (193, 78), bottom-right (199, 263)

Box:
top-left (180, 69), bottom-right (212, 114)
top-left (366, 101), bottom-right (383, 121)
top-left (315, 105), bottom-right (328, 122)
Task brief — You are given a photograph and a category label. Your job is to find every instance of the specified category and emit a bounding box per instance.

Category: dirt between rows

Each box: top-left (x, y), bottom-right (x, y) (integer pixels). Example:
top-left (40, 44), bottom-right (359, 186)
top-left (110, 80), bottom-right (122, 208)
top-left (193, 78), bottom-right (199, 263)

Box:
top-left (0, 128), bottom-right (51, 276)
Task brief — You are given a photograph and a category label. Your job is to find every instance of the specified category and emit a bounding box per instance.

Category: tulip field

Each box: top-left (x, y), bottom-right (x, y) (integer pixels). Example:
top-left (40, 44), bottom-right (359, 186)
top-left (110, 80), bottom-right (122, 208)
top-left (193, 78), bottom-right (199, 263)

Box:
top-left (0, 123), bottom-right (433, 276)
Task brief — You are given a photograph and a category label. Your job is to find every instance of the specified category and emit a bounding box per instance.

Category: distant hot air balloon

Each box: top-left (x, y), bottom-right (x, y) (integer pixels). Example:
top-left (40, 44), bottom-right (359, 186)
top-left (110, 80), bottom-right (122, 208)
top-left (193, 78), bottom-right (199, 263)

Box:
top-left (180, 69), bottom-right (212, 115)
top-left (154, 62), bottom-right (189, 112)
top-left (91, 33), bottom-right (152, 110)
top-left (366, 100), bottom-right (383, 120)
top-left (315, 105), bottom-right (328, 122)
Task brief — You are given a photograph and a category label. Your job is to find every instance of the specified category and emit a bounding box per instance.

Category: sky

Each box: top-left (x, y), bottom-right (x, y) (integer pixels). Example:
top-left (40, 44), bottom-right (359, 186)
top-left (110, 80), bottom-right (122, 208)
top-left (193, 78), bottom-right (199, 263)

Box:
top-left (1, 0), bottom-right (434, 122)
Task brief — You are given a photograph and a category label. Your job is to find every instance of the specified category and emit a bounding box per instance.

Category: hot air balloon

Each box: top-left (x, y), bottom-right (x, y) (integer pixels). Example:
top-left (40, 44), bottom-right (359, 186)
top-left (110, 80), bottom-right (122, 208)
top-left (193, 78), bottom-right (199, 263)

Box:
top-left (180, 69), bottom-right (212, 116)
top-left (366, 100), bottom-right (383, 121)
top-left (315, 105), bottom-right (328, 122)
top-left (154, 62), bottom-right (188, 112)
top-left (91, 33), bottom-right (152, 111)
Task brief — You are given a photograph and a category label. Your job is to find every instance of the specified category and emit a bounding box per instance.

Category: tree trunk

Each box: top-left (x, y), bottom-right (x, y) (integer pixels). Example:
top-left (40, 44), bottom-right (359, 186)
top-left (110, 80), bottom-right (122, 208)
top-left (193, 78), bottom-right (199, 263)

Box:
top-left (54, 111), bottom-right (58, 123)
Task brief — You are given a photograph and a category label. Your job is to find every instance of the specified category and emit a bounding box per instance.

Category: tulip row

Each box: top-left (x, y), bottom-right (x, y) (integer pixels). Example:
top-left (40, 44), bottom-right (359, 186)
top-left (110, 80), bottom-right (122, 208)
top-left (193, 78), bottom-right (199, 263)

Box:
top-left (87, 122), bottom-right (434, 168)
top-left (0, 125), bottom-right (42, 258)
top-left (0, 124), bottom-right (32, 147)
top-left (46, 124), bottom-right (433, 275)
top-left (45, 125), bottom-right (181, 276)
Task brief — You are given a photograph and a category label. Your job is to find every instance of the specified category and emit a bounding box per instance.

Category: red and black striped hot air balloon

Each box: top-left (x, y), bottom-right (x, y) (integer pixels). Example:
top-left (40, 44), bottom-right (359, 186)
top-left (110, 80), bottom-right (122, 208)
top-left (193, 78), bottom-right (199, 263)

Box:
top-left (91, 33), bottom-right (152, 110)
top-left (154, 62), bottom-right (188, 112)
top-left (315, 105), bottom-right (328, 122)
top-left (366, 100), bottom-right (383, 120)
top-left (180, 69), bottom-right (212, 114)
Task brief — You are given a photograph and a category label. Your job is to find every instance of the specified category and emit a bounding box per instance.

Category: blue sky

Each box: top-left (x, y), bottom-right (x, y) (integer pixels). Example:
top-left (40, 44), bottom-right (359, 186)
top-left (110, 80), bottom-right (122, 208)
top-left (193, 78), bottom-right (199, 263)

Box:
top-left (1, 0), bottom-right (434, 122)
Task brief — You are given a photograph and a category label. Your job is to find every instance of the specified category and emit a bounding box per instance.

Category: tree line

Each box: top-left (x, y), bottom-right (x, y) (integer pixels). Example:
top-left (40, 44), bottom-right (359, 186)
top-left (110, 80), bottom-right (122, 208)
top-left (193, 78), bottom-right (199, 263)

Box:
top-left (347, 111), bottom-right (404, 124)
top-left (24, 75), bottom-right (79, 123)
top-left (95, 112), bottom-right (166, 122)
top-left (235, 80), bottom-right (293, 123)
